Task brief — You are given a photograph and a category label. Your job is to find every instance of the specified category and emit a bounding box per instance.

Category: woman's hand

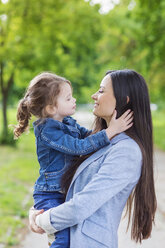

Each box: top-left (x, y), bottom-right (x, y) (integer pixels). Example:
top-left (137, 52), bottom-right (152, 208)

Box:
top-left (106, 109), bottom-right (133, 139)
top-left (29, 207), bottom-right (45, 234)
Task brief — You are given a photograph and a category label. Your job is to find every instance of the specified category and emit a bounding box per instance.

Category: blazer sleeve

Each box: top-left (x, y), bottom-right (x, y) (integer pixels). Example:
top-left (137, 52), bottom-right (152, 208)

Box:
top-left (36, 142), bottom-right (142, 232)
top-left (41, 128), bottom-right (110, 155)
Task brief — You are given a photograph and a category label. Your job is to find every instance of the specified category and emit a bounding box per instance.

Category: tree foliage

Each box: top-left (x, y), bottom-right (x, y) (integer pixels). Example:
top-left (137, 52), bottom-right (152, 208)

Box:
top-left (0, 0), bottom-right (165, 143)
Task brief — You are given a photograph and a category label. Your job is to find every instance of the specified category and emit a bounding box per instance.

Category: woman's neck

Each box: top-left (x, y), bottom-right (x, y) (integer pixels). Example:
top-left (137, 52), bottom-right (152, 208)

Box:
top-left (104, 117), bottom-right (111, 127)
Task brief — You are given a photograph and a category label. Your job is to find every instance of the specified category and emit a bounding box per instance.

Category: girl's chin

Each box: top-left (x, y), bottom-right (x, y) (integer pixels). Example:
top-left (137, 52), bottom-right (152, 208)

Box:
top-left (71, 109), bottom-right (76, 114)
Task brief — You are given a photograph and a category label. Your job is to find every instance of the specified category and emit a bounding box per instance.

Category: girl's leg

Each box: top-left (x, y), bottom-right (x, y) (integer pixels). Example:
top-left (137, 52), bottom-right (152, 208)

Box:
top-left (33, 191), bottom-right (70, 248)
top-left (50, 228), bottom-right (70, 248)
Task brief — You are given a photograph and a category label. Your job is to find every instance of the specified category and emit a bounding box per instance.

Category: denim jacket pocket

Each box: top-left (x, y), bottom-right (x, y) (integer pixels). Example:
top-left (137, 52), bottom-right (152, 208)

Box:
top-left (44, 167), bottom-right (66, 190)
top-left (82, 219), bottom-right (111, 247)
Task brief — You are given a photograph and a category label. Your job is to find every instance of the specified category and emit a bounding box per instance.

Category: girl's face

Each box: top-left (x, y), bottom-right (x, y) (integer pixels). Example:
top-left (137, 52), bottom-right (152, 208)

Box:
top-left (91, 75), bottom-right (116, 125)
top-left (51, 82), bottom-right (76, 121)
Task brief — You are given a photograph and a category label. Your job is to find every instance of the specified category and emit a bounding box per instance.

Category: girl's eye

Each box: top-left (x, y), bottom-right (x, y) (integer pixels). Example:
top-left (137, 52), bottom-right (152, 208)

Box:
top-left (67, 98), bottom-right (71, 101)
top-left (99, 90), bottom-right (104, 93)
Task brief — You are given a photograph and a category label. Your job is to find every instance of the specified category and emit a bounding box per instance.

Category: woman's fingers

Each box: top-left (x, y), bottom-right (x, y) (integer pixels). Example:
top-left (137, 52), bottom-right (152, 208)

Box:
top-left (30, 223), bottom-right (45, 234)
top-left (29, 208), bottom-right (45, 234)
top-left (29, 216), bottom-right (45, 234)
top-left (36, 209), bottom-right (44, 216)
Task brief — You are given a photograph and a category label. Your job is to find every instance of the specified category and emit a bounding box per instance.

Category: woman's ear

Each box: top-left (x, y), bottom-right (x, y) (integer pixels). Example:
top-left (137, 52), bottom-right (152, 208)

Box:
top-left (127, 96), bottom-right (130, 104)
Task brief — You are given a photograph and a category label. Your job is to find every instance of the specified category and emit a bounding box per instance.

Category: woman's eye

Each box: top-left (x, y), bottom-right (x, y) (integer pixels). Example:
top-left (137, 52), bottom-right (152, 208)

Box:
top-left (99, 90), bottom-right (103, 93)
top-left (67, 98), bottom-right (71, 101)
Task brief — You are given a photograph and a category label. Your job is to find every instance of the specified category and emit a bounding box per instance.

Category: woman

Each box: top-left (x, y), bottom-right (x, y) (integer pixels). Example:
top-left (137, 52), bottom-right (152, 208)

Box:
top-left (29, 69), bottom-right (157, 248)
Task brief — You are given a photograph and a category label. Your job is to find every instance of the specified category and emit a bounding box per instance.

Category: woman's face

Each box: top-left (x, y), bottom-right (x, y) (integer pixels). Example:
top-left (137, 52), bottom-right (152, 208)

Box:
top-left (91, 75), bottom-right (116, 124)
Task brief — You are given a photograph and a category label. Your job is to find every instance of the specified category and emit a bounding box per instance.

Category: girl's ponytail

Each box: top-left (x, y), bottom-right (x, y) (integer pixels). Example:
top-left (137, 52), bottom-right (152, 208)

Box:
top-left (14, 96), bottom-right (31, 139)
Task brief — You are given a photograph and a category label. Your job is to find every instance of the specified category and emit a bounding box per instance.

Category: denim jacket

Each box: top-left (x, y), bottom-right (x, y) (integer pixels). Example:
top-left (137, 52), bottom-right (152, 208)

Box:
top-left (33, 116), bottom-right (110, 192)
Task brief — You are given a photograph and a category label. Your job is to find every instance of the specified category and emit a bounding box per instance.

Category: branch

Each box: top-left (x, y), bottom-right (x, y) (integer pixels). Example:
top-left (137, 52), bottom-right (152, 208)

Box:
top-left (0, 62), bottom-right (4, 92)
top-left (6, 71), bottom-right (14, 92)
top-left (0, 68), bottom-right (14, 95)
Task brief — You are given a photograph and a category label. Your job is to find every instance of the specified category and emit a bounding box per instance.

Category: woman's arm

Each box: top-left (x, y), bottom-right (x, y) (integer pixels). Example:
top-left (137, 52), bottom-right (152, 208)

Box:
top-left (34, 141), bottom-right (142, 233)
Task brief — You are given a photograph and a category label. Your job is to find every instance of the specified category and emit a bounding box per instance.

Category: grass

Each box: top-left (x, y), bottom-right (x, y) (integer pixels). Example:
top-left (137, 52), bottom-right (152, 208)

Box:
top-left (0, 108), bottom-right (39, 247)
top-left (152, 109), bottom-right (165, 150)
top-left (0, 107), bottom-right (165, 247)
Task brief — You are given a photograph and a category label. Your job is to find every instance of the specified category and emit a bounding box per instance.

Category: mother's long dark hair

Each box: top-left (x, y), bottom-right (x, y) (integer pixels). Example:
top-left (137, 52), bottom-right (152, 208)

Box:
top-left (61, 69), bottom-right (157, 243)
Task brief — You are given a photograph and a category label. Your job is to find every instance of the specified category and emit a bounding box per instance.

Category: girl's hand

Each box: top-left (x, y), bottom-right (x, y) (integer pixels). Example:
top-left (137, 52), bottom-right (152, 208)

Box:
top-left (29, 207), bottom-right (45, 234)
top-left (106, 109), bottom-right (133, 139)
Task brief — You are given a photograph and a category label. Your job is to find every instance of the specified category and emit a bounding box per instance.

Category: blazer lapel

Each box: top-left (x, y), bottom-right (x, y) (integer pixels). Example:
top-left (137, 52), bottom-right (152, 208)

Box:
top-left (67, 145), bottom-right (110, 196)
top-left (66, 132), bottom-right (129, 199)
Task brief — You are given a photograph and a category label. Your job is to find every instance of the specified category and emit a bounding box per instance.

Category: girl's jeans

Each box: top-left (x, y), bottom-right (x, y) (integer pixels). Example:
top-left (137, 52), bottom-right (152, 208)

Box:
top-left (33, 191), bottom-right (70, 248)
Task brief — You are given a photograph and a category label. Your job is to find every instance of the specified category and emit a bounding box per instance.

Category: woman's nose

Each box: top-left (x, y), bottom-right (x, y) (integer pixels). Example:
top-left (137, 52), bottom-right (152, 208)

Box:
top-left (91, 93), bottom-right (97, 100)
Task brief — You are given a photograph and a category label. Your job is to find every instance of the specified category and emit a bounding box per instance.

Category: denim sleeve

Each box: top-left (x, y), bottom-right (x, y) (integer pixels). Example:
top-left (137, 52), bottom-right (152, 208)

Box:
top-left (49, 142), bottom-right (142, 231)
top-left (76, 123), bottom-right (92, 138)
top-left (40, 129), bottom-right (110, 155)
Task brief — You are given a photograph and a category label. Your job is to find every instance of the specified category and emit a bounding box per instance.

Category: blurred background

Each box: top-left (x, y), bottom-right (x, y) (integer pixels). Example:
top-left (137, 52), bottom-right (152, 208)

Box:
top-left (0, 0), bottom-right (165, 247)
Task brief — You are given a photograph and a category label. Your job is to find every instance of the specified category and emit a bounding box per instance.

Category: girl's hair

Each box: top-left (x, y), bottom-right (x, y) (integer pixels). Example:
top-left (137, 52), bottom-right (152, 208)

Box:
top-left (14, 72), bottom-right (71, 138)
top-left (61, 69), bottom-right (157, 243)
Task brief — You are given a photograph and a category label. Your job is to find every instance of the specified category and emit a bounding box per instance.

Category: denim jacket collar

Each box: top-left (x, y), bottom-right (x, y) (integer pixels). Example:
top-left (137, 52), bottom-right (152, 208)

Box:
top-left (63, 116), bottom-right (76, 126)
top-left (33, 116), bottom-right (78, 137)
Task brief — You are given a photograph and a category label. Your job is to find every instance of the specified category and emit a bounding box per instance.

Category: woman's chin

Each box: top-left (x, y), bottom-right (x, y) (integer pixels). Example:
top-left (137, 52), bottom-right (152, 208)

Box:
top-left (92, 109), bottom-right (98, 116)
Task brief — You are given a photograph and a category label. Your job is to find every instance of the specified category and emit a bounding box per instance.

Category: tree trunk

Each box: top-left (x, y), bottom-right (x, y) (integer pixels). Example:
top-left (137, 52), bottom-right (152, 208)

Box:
top-left (0, 62), bottom-right (14, 143)
top-left (2, 91), bottom-right (8, 136)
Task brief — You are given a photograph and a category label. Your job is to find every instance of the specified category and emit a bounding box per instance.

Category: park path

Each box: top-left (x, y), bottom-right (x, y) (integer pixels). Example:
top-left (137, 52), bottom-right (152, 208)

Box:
top-left (20, 111), bottom-right (165, 248)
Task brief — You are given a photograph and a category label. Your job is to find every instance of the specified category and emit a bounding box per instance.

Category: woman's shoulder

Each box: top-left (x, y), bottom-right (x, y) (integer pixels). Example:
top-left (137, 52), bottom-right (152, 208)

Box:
top-left (107, 132), bottom-right (142, 161)
top-left (102, 133), bottom-right (142, 179)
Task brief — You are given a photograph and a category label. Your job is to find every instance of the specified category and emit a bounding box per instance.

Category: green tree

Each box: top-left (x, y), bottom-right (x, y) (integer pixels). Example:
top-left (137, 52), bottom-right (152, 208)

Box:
top-left (95, 0), bottom-right (165, 103)
top-left (0, 0), bottom-right (103, 144)
top-left (135, 0), bottom-right (165, 102)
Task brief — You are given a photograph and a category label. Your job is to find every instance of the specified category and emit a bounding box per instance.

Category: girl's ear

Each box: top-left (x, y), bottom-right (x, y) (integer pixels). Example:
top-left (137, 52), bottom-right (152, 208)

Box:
top-left (45, 105), bottom-right (57, 115)
top-left (127, 96), bottom-right (130, 104)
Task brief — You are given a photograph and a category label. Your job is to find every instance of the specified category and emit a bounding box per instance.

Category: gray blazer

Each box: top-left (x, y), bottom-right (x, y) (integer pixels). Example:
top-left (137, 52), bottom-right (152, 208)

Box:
top-left (36, 133), bottom-right (142, 248)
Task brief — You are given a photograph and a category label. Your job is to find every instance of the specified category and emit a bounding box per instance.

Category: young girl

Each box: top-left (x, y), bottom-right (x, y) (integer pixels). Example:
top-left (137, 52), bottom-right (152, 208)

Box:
top-left (14, 72), bottom-right (133, 248)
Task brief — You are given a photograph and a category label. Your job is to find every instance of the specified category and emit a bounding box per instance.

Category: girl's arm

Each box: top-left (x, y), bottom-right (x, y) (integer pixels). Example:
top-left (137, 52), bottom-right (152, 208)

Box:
top-left (34, 141), bottom-right (142, 233)
top-left (75, 122), bottom-right (92, 139)
top-left (41, 128), bottom-right (110, 155)
top-left (41, 110), bottom-right (133, 156)
top-left (75, 109), bottom-right (133, 139)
